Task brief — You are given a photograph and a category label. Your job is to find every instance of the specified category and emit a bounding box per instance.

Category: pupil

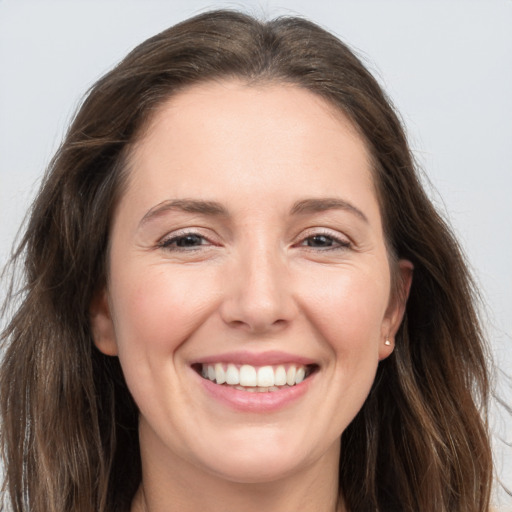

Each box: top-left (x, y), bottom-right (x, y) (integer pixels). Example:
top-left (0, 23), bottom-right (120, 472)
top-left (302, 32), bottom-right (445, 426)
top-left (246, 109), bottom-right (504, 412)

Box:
top-left (177, 235), bottom-right (201, 247)
top-left (309, 235), bottom-right (331, 247)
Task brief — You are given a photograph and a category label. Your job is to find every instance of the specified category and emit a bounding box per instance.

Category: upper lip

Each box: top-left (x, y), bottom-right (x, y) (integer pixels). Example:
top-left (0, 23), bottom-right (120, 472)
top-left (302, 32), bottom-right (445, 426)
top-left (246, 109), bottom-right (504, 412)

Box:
top-left (192, 350), bottom-right (317, 367)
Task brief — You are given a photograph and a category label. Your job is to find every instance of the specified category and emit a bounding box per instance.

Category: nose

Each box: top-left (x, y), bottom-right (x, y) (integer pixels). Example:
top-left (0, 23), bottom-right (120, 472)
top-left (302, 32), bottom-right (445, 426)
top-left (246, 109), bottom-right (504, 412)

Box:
top-left (219, 243), bottom-right (297, 334)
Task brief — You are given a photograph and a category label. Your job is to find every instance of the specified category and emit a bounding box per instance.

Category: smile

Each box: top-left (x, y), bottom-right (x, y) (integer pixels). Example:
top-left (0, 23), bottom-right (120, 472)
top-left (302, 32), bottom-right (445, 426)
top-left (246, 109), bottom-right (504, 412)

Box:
top-left (196, 363), bottom-right (316, 392)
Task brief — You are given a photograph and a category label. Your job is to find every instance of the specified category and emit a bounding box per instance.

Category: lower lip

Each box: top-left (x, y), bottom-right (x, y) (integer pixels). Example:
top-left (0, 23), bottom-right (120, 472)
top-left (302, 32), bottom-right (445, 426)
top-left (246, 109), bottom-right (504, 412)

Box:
top-left (196, 371), bottom-right (315, 413)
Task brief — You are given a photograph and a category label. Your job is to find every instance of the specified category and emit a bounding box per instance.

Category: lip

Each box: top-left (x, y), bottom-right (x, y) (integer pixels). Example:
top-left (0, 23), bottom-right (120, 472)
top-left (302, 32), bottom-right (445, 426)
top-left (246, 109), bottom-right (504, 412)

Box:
top-left (190, 350), bottom-right (318, 413)
top-left (192, 350), bottom-right (317, 367)
top-left (195, 370), bottom-right (315, 412)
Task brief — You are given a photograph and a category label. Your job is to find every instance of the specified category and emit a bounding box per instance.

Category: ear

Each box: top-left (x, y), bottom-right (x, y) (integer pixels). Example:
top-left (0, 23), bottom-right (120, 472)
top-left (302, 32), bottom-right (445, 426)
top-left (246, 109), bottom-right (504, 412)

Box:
top-left (89, 287), bottom-right (118, 356)
top-left (379, 259), bottom-right (413, 360)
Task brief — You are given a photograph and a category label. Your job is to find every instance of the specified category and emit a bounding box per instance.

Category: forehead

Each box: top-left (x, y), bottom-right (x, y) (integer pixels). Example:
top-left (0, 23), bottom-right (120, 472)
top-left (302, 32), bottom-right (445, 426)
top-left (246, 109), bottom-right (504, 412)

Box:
top-left (138, 80), bottom-right (367, 150)
top-left (141, 79), bottom-right (360, 133)
top-left (121, 80), bottom-right (379, 222)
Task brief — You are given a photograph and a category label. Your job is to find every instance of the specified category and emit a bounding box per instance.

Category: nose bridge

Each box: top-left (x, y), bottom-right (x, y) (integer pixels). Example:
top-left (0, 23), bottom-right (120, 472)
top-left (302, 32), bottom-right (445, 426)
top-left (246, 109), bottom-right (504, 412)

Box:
top-left (221, 235), bottom-right (294, 332)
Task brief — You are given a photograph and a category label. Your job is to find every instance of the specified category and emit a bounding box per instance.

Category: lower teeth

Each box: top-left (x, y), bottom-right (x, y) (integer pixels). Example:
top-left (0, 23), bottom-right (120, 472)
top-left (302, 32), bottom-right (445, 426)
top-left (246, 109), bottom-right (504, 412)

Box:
top-left (232, 385), bottom-right (289, 393)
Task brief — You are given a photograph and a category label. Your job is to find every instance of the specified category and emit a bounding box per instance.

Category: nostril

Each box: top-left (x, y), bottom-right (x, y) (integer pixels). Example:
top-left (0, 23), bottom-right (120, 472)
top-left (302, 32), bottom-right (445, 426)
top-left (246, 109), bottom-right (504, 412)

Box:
top-left (223, 316), bottom-right (290, 335)
top-left (228, 319), bottom-right (247, 328)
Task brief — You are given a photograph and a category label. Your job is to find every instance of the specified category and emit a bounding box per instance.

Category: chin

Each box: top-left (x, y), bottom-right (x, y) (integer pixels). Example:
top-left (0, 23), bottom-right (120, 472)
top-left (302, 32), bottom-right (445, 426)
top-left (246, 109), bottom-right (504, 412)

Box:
top-left (205, 452), bottom-right (306, 485)
top-left (193, 429), bottom-right (326, 485)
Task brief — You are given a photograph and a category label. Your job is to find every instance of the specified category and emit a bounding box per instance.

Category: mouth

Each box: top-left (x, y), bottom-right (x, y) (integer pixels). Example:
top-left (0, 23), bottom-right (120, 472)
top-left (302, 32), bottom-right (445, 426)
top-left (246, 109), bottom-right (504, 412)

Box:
top-left (192, 362), bottom-right (319, 393)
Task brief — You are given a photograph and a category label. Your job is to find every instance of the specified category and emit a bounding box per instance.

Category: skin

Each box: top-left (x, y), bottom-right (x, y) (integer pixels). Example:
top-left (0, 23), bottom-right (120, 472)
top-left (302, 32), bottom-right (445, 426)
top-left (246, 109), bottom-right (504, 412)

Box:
top-left (90, 80), bottom-right (412, 512)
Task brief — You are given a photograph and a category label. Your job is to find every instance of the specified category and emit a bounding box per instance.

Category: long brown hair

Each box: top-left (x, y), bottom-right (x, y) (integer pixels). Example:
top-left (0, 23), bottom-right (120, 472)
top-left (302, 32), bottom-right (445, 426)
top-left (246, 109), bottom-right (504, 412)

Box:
top-left (0, 10), bottom-right (492, 512)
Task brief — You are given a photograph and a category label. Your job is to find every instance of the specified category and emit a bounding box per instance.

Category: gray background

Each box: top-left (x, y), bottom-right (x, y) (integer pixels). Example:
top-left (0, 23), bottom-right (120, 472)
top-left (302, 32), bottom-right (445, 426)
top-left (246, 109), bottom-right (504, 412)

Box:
top-left (1, 0), bottom-right (511, 507)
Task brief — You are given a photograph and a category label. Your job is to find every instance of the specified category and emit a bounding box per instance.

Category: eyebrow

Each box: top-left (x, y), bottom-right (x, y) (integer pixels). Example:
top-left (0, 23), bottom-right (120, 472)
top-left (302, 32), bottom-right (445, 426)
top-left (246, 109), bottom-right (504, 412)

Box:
top-left (139, 196), bottom-right (368, 228)
top-left (139, 199), bottom-right (228, 227)
top-left (290, 198), bottom-right (368, 223)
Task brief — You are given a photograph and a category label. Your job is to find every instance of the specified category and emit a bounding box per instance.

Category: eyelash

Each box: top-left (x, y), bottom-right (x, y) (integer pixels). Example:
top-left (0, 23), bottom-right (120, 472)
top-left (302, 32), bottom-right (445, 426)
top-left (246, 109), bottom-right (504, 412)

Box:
top-left (158, 230), bottom-right (351, 252)
top-left (158, 231), bottom-right (214, 251)
top-left (296, 231), bottom-right (352, 251)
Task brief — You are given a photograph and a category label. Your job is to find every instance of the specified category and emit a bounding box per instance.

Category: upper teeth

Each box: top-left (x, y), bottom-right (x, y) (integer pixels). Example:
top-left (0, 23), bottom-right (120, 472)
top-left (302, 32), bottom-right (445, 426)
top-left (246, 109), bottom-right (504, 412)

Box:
top-left (201, 363), bottom-right (307, 387)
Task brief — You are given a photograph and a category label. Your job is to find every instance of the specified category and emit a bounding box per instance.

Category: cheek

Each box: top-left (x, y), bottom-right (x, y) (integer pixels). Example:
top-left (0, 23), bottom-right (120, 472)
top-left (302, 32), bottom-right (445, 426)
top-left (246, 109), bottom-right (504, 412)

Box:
top-left (109, 263), bottom-right (221, 357)
top-left (107, 264), bottom-right (224, 419)
top-left (298, 263), bottom-right (390, 356)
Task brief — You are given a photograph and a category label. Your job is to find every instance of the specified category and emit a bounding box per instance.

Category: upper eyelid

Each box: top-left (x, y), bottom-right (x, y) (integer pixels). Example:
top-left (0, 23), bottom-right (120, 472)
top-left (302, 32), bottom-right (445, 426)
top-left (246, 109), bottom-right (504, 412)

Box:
top-left (296, 226), bottom-right (351, 241)
top-left (158, 228), bottom-right (217, 246)
top-left (298, 235), bottom-right (351, 248)
top-left (156, 226), bottom-right (352, 245)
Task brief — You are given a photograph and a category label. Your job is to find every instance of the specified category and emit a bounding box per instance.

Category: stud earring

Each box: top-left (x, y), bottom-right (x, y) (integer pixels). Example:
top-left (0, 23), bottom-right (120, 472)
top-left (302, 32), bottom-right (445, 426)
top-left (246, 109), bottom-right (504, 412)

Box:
top-left (384, 338), bottom-right (391, 346)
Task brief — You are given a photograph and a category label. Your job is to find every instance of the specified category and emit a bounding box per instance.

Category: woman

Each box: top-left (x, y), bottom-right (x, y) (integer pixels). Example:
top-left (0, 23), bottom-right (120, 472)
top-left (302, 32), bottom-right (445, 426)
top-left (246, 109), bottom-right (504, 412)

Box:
top-left (0, 10), bottom-right (493, 512)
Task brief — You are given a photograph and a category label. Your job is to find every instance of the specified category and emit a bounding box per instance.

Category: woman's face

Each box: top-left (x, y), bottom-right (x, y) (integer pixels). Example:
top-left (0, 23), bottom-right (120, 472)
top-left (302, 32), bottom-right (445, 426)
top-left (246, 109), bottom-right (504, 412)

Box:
top-left (91, 81), bottom-right (410, 484)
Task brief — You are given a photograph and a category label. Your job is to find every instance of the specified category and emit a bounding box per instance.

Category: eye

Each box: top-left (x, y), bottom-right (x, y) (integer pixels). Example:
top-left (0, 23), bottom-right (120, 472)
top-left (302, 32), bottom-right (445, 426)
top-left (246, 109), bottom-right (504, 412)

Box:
top-left (159, 232), bottom-right (210, 250)
top-left (304, 234), bottom-right (336, 248)
top-left (299, 232), bottom-right (351, 250)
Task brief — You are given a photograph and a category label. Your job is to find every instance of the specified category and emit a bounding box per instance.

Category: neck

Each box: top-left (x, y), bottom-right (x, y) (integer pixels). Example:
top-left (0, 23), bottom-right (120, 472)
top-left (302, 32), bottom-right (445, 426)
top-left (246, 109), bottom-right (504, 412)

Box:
top-left (131, 427), bottom-right (345, 512)
top-left (132, 476), bottom-right (345, 512)
top-left (133, 479), bottom-right (345, 512)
